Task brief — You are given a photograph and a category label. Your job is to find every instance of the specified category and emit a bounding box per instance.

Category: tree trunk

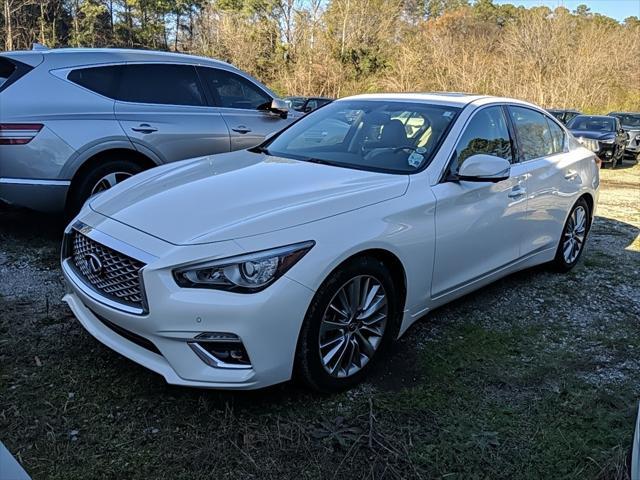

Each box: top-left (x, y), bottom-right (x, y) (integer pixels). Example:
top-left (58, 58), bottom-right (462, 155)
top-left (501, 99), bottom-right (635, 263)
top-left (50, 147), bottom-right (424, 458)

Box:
top-left (4, 0), bottom-right (13, 51)
top-left (174, 12), bottom-right (180, 51)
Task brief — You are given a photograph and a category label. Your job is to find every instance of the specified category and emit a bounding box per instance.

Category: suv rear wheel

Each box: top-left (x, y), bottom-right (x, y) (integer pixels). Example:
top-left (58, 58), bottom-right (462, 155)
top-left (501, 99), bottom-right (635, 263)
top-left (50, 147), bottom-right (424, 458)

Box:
top-left (67, 159), bottom-right (144, 217)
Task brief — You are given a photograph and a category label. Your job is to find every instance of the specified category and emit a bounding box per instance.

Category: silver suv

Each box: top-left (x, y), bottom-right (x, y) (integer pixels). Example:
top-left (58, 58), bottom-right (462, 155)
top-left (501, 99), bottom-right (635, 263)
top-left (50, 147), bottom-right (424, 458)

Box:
top-left (0, 48), bottom-right (297, 214)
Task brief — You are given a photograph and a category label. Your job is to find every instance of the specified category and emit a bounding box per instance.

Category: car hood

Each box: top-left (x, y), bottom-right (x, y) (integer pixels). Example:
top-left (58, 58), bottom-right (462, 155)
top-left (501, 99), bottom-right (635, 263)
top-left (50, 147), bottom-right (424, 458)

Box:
top-left (570, 130), bottom-right (614, 141)
top-left (90, 151), bottom-right (409, 245)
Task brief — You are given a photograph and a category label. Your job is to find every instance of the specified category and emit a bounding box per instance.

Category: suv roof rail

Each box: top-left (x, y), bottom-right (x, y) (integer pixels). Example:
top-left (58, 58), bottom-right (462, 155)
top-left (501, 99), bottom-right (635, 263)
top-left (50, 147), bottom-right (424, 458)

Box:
top-left (32, 43), bottom-right (49, 51)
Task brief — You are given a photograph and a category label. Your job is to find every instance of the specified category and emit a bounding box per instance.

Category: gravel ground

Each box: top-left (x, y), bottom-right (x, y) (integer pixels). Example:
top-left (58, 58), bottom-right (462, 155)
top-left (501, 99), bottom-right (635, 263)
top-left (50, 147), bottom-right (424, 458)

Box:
top-left (0, 160), bottom-right (638, 479)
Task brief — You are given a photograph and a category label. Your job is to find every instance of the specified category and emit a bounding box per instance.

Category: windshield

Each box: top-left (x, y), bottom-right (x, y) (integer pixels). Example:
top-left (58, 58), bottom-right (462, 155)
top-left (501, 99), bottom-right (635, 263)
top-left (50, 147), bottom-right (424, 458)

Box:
top-left (567, 116), bottom-right (615, 132)
top-left (263, 100), bottom-right (460, 174)
top-left (609, 113), bottom-right (640, 128)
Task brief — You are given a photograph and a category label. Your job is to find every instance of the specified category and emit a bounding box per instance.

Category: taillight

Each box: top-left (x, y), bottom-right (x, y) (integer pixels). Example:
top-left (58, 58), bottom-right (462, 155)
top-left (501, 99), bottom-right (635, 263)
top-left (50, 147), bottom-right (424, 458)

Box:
top-left (0, 123), bottom-right (43, 145)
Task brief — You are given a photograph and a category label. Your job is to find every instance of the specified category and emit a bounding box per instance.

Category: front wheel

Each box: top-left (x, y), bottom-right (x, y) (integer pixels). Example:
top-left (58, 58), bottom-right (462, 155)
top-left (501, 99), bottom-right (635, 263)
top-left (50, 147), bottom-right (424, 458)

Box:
top-left (295, 257), bottom-right (400, 392)
top-left (552, 198), bottom-right (590, 272)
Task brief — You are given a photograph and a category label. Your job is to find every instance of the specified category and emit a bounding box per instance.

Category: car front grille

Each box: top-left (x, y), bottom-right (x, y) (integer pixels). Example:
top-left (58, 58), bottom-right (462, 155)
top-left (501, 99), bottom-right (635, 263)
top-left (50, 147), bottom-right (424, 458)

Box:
top-left (71, 231), bottom-right (146, 309)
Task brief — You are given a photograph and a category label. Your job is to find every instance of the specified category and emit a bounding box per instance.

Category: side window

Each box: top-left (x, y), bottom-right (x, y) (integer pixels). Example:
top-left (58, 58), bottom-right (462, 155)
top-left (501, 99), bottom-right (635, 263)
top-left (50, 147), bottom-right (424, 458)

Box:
top-left (116, 64), bottom-right (205, 106)
top-left (452, 106), bottom-right (512, 172)
top-left (68, 65), bottom-right (122, 98)
top-left (546, 117), bottom-right (566, 154)
top-left (508, 106), bottom-right (554, 161)
top-left (198, 68), bottom-right (271, 110)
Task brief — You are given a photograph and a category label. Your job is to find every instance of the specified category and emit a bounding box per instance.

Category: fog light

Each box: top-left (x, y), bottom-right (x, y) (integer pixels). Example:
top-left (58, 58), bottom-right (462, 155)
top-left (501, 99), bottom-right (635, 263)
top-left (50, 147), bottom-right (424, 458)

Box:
top-left (188, 332), bottom-right (252, 369)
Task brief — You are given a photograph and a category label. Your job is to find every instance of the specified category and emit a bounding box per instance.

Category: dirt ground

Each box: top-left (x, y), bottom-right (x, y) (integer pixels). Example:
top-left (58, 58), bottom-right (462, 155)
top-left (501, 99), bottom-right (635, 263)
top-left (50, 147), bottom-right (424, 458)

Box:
top-left (1, 160), bottom-right (639, 479)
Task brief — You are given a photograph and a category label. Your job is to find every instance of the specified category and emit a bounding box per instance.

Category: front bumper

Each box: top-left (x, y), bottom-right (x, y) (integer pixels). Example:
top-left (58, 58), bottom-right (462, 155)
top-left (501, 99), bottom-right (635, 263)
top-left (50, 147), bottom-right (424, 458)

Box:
top-left (595, 144), bottom-right (617, 163)
top-left (0, 178), bottom-right (69, 212)
top-left (61, 223), bottom-right (316, 390)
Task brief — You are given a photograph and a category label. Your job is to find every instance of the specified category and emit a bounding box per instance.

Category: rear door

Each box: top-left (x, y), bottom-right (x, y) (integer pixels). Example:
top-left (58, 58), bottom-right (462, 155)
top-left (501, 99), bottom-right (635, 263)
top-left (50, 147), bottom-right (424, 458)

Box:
top-left (197, 67), bottom-right (294, 151)
top-left (507, 105), bottom-right (580, 256)
top-left (430, 105), bottom-right (527, 297)
top-left (114, 63), bottom-right (230, 163)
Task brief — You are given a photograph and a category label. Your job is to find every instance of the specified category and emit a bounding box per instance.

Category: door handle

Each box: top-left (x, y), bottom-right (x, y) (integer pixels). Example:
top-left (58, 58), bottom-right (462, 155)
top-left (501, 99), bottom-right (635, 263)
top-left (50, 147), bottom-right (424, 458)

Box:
top-left (508, 185), bottom-right (526, 198)
top-left (564, 170), bottom-right (579, 180)
top-left (131, 123), bottom-right (157, 134)
top-left (232, 125), bottom-right (252, 134)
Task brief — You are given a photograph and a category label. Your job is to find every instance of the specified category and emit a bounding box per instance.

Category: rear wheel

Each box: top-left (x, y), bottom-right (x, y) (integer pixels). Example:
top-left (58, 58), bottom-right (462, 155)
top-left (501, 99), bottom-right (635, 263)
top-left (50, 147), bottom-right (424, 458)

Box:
top-left (67, 159), bottom-right (144, 217)
top-left (295, 257), bottom-right (400, 392)
top-left (552, 198), bottom-right (590, 272)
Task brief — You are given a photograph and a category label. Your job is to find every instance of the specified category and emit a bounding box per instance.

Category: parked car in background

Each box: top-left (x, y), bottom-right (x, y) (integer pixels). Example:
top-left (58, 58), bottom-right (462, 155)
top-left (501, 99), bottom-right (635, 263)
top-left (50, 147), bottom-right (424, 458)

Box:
top-left (607, 111), bottom-right (640, 161)
top-left (61, 93), bottom-right (599, 392)
top-left (567, 115), bottom-right (627, 168)
top-left (547, 108), bottom-right (581, 125)
top-left (0, 48), bottom-right (298, 214)
top-left (284, 96), bottom-right (333, 114)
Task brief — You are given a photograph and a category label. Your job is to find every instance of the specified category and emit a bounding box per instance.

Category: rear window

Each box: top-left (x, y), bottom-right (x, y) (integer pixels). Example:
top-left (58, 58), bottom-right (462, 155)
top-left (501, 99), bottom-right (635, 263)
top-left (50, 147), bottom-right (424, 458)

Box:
top-left (68, 65), bottom-right (122, 98)
top-left (0, 57), bottom-right (32, 92)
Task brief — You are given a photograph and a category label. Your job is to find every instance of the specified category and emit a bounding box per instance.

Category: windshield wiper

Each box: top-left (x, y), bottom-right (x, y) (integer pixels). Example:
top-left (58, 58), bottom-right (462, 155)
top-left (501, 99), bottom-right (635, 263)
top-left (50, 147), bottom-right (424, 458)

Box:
top-left (300, 157), bottom-right (339, 167)
top-left (250, 145), bottom-right (271, 155)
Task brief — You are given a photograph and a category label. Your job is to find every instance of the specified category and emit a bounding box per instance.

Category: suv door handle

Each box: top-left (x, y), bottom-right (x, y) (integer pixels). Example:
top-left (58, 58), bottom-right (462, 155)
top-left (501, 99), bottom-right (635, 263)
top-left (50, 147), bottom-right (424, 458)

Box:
top-left (232, 126), bottom-right (252, 134)
top-left (564, 170), bottom-right (579, 180)
top-left (131, 124), bottom-right (157, 134)
top-left (508, 185), bottom-right (526, 198)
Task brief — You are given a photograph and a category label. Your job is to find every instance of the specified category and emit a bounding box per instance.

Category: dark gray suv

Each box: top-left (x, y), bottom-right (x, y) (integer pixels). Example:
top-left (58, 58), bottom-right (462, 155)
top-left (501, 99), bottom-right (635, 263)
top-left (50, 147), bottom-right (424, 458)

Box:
top-left (0, 48), bottom-right (297, 214)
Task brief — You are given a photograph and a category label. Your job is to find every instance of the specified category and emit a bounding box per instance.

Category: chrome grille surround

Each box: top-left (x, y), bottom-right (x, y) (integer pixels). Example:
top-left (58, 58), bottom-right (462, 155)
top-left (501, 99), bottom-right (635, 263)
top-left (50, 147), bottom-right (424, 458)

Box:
top-left (70, 230), bottom-right (146, 310)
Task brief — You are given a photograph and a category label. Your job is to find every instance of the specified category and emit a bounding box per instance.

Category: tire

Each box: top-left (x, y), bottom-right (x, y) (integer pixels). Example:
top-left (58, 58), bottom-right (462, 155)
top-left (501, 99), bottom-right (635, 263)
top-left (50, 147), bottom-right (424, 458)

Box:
top-left (552, 198), bottom-right (590, 272)
top-left (67, 159), bottom-right (144, 218)
top-left (294, 256), bottom-right (400, 392)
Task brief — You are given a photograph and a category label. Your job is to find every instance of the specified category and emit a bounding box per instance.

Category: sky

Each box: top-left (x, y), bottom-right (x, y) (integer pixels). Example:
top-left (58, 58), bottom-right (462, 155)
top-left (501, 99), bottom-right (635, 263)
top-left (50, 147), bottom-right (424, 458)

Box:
top-left (494, 0), bottom-right (640, 21)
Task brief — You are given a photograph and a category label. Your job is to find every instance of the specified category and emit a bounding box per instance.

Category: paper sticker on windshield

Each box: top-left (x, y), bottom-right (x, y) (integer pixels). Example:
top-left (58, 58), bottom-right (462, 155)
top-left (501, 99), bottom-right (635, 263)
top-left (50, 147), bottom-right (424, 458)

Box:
top-left (408, 152), bottom-right (424, 168)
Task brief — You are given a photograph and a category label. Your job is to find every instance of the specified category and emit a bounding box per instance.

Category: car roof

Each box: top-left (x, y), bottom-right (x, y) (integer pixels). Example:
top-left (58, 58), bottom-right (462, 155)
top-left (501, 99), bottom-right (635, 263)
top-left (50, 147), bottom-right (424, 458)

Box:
top-left (608, 111), bottom-right (640, 115)
top-left (338, 92), bottom-right (545, 109)
top-left (3, 47), bottom-right (233, 68)
top-left (572, 114), bottom-right (614, 120)
top-left (547, 108), bottom-right (580, 113)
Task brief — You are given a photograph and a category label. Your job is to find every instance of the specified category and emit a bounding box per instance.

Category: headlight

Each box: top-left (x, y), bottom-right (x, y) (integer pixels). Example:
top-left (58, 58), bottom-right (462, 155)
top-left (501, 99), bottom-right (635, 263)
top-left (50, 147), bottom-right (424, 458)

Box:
top-left (635, 134), bottom-right (640, 141)
top-left (173, 241), bottom-right (315, 292)
top-left (600, 138), bottom-right (614, 144)
top-left (578, 137), bottom-right (599, 152)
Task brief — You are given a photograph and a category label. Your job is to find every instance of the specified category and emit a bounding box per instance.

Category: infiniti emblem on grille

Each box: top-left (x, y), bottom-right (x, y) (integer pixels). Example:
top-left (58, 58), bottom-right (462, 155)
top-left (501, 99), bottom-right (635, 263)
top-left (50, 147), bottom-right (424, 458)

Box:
top-left (85, 253), bottom-right (103, 276)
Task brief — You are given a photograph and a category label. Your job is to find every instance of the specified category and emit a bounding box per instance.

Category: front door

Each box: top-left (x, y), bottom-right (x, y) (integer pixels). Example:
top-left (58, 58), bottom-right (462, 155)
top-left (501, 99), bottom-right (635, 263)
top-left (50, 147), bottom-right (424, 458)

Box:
top-left (431, 105), bottom-right (527, 298)
top-left (197, 67), bottom-right (296, 151)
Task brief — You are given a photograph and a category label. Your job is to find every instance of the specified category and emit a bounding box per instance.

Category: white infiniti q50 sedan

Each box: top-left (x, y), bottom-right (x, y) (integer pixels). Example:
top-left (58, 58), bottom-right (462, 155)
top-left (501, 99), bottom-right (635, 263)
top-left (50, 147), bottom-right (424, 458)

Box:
top-left (61, 93), bottom-right (600, 392)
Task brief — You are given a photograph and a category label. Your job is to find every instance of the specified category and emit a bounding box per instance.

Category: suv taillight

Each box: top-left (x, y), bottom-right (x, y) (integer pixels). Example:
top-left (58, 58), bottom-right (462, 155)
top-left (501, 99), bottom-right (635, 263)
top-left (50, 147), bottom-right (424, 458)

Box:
top-left (0, 124), bottom-right (43, 145)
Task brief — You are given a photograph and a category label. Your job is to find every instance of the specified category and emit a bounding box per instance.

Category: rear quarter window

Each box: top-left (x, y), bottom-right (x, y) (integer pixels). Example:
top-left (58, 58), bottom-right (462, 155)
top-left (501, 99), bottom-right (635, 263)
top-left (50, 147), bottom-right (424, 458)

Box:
top-left (0, 57), bottom-right (32, 93)
top-left (68, 65), bottom-right (122, 98)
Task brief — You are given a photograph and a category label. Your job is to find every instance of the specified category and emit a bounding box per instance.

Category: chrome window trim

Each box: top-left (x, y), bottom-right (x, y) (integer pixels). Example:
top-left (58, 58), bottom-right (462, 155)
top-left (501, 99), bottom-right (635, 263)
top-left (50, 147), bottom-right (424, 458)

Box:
top-left (0, 178), bottom-right (71, 186)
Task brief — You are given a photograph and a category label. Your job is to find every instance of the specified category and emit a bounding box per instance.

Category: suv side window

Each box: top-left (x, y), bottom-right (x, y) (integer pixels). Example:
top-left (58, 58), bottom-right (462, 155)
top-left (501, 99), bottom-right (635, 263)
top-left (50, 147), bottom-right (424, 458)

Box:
top-left (117, 64), bottom-right (205, 106)
top-left (451, 106), bottom-right (512, 173)
top-left (198, 68), bottom-right (271, 110)
top-left (545, 117), bottom-right (566, 154)
top-left (508, 106), bottom-right (554, 161)
top-left (68, 65), bottom-right (122, 98)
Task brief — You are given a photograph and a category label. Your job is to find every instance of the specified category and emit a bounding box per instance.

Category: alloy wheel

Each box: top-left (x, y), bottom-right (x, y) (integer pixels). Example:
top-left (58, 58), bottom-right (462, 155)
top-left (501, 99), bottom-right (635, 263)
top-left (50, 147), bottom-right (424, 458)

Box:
top-left (90, 171), bottom-right (133, 195)
top-left (318, 275), bottom-right (388, 378)
top-left (563, 205), bottom-right (587, 264)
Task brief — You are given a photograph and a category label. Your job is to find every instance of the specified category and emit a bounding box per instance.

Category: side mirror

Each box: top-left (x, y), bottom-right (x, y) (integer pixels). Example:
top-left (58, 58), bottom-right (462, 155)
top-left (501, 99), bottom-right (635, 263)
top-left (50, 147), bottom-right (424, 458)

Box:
top-left (457, 154), bottom-right (511, 183)
top-left (269, 98), bottom-right (289, 119)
